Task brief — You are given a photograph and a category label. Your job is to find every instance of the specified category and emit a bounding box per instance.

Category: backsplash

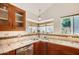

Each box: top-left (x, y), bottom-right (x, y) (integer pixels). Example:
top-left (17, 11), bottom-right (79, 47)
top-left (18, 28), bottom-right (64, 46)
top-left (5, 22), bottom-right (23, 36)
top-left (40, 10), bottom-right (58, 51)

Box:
top-left (0, 31), bottom-right (28, 38)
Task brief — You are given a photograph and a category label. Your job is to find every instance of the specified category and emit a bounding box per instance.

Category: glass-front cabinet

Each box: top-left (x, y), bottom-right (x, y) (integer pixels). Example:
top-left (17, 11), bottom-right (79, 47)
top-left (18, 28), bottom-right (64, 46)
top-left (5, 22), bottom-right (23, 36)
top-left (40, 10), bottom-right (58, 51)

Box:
top-left (0, 3), bottom-right (10, 31)
top-left (0, 3), bottom-right (26, 31)
top-left (15, 8), bottom-right (26, 31)
top-left (0, 4), bottom-right (8, 21)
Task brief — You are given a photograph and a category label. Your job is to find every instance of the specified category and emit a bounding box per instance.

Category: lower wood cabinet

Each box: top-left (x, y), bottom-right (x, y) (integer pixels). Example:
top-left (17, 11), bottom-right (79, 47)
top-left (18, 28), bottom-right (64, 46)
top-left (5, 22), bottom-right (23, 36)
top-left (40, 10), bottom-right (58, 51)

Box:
top-left (47, 43), bottom-right (79, 55)
top-left (33, 42), bottom-right (79, 55)
top-left (2, 50), bottom-right (16, 55)
top-left (33, 41), bottom-right (47, 55)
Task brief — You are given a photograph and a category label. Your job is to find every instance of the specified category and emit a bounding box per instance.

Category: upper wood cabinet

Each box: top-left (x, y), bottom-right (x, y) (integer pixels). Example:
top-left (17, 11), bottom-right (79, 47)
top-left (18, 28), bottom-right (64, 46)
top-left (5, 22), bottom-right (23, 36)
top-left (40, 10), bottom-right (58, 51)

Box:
top-left (0, 3), bottom-right (11, 31)
top-left (14, 6), bottom-right (26, 31)
top-left (0, 3), bottom-right (26, 31)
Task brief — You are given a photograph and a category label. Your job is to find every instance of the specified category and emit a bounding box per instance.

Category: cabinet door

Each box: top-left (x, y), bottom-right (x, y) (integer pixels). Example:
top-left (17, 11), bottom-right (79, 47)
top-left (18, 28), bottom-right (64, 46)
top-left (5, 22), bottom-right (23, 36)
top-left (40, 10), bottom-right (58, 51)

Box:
top-left (47, 43), bottom-right (79, 55)
top-left (47, 43), bottom-right (64, 55)
top-left (33, 42), bottom-right (40, 55)
top-left (13, 7), bottom-right (26, 31)
top-left (0, 3), bottom-right (12, 31)
top-left (33, 41), bottom-right (47, 55)
top-left (8, 4), bottom-right (15, 31)
top-left (2, 50), bottom-right (16, 55)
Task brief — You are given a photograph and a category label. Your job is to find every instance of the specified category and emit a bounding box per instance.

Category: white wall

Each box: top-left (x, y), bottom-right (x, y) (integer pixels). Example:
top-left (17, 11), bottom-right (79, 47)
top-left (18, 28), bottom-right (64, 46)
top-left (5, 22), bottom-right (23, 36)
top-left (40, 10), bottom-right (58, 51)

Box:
top-left (41, 3), bottom-right (79, 34)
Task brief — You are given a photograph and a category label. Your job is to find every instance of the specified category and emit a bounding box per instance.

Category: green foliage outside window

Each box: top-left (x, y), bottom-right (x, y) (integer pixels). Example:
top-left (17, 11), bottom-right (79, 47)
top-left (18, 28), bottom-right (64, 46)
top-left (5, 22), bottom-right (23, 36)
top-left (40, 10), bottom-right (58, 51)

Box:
top-left (62, 18), bottom-right (71, 27)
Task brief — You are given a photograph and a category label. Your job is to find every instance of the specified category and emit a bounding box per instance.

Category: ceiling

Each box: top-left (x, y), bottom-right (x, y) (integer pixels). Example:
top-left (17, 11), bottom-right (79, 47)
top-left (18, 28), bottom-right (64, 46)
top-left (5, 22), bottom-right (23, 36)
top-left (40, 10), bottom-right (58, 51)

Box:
top-left (14, 3), bottom-right (53, 16)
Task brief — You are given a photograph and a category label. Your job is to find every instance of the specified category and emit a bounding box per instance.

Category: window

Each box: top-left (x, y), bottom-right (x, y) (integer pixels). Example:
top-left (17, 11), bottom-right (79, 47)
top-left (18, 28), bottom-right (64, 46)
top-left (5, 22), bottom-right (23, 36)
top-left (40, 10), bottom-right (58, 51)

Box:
top-left (31, 26), bottom-right (37, 33)
top-left (46, 26), bottom-right (54, 33)
top-left (39, 26), bottom-right (46, 33)
top-left (26, 20), bottom-right (38, 33)
top-left (61, 14), bottom-right (79, 34)
top-left (26, 19), bottom-right (54, 34)
top-left (73, 15), bottom-right (79, 34)
top-left (61, 17), bottom-right (71, 34)
top-left (39, 23), bottom-right (54, 34)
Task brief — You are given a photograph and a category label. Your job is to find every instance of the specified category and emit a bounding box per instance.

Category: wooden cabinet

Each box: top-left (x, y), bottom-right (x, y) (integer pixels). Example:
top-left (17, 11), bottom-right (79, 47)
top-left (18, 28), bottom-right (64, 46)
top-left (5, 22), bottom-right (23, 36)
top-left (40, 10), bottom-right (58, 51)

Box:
top-left (47, 43), bottom-right (79, 55)
top-left (0, 3), bottom-right (26, 31)
top-left (33, 42), bottom-right (79, 55)
top-left (2, 50), bottom-right (16, 55)
top-left (33, 41), bottom-right (47, 55)
top-left (0, 3), bottom-right (11, 31)
top-left (13, 6), bottom-right (26, 31)
top-left (47, 43), bottom-right (64, 55)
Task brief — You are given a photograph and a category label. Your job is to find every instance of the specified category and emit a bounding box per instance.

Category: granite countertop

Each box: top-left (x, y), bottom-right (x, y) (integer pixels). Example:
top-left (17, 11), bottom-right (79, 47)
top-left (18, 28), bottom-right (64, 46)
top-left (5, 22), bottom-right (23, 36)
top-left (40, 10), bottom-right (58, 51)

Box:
top-left (41, 39), bottom-right (79, 49)
top-left (0, 37), bottom-right (79, 54)
top-left (0, 32), bottom-right (79, 54)
top-left (0, 36), bottom-right (39, 54)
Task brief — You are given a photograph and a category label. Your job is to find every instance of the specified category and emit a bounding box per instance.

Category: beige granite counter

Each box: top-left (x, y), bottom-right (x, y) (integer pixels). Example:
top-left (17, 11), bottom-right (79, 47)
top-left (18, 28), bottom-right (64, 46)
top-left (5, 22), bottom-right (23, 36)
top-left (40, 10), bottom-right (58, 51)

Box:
top-left (0, 33), bottom-right (79, 54)
top-left (0, 35), bottom-right (39, 54)
top-left (0, 37), bottom-right (79, 54)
